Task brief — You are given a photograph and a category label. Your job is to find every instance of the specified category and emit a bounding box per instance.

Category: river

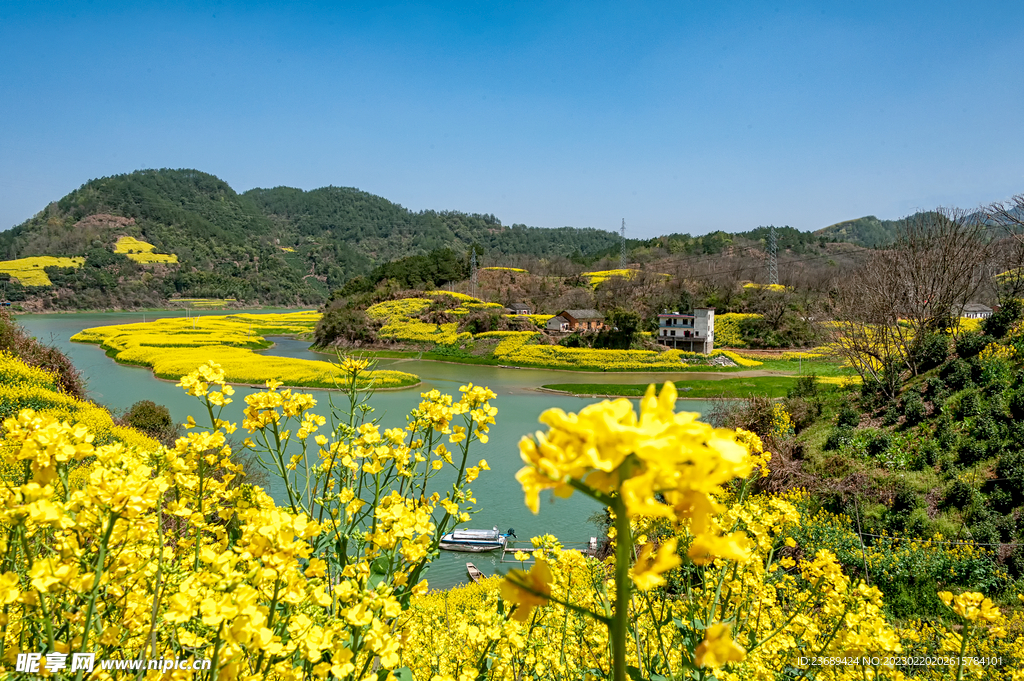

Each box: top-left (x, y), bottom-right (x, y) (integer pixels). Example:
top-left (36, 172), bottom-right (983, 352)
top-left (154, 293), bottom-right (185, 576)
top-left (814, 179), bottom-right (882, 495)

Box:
top-left (18, 310), bottom-right (715, 589)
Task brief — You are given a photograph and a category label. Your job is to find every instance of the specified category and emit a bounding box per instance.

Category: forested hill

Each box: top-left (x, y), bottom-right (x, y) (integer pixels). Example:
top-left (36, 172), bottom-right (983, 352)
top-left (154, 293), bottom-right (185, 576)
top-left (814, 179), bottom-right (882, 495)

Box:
top-left (814, 215), bottom-right (905, 248)
top-left (0, 169), bottom-right (620, 308)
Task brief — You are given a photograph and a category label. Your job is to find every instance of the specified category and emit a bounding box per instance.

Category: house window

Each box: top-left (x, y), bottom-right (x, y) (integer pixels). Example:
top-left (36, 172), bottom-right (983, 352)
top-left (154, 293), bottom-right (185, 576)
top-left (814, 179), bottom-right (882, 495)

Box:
top-left (671, 330), bottom-right (675, 336)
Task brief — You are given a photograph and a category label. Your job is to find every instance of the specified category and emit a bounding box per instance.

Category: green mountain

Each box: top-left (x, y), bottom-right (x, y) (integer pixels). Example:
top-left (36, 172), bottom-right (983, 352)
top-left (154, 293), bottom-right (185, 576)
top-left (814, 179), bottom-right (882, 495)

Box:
top-left (814, 215), bottom-right (904, 248)
top-left (0, 169), bottom-right (620, 309)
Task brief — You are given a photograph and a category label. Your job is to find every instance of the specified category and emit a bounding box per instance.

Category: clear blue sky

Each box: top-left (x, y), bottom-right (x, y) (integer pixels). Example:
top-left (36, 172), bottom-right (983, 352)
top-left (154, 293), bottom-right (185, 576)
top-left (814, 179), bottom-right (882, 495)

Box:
top-left (2, 1), bottom-right (1022, 238)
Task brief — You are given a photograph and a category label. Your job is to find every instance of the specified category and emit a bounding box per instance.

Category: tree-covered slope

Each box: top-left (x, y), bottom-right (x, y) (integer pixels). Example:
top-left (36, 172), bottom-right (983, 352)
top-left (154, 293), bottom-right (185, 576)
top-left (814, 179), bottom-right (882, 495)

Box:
top-left (814, 215), bottom-right (904, 248)
top-left (0, 169), bottom-right (623, 308)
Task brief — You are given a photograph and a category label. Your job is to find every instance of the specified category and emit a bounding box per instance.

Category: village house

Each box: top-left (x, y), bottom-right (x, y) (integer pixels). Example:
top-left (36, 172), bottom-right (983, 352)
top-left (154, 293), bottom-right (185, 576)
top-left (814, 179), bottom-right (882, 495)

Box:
top-left (509, 302), bottom-right (532, 315)
top-left (547, 309), bottom-right (606, 333)
top-left (656, 307), bottom-right (715, 354)
top-left (960, 303), bottom-right (993, 319)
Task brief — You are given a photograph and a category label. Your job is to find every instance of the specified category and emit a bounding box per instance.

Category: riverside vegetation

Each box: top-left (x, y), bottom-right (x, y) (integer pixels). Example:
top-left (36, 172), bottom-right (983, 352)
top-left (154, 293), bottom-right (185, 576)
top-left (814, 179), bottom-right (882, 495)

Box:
top-left (0, 319), bottom-right (1022, 679)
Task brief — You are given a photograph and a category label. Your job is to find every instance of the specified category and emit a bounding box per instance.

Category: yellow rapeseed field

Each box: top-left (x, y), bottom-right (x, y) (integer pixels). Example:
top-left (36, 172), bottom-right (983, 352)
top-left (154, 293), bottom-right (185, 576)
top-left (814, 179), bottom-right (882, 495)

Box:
top-left (0, 256), bottom-right (84, 286)
top-left (114, 235), bottom-right (179, 263)
top-left (72, 312), bottom-right (419, 389)
top-left (0, 358), bottom-right (1017, 679)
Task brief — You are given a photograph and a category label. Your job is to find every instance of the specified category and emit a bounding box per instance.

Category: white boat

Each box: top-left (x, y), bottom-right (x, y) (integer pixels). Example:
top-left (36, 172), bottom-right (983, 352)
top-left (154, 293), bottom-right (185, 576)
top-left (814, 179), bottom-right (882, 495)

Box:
top-left (440, 527), bottom-right (516, 552)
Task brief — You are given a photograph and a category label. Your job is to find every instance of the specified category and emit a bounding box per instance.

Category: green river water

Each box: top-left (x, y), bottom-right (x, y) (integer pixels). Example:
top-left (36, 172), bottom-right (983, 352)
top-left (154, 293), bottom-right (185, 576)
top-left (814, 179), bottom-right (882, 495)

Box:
top-left (18, 310), bottom-right (714, 590)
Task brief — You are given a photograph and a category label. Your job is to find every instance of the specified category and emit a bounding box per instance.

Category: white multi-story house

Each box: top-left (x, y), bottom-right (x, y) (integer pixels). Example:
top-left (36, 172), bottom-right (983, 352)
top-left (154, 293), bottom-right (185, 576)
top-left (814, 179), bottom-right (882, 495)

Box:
top-left (657, 307), bottom-right (715, 354)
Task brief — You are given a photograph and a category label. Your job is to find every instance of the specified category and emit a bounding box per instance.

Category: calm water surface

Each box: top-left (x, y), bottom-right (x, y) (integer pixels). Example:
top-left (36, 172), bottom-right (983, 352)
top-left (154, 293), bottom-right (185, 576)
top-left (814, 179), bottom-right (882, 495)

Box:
top-left (19, 310), bottom-right (713, 589)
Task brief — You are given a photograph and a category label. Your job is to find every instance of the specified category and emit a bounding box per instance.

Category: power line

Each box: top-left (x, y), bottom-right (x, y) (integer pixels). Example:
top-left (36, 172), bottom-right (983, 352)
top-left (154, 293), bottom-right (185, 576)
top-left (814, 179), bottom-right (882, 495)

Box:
top-left (768, 225), bottom-right (778, 286)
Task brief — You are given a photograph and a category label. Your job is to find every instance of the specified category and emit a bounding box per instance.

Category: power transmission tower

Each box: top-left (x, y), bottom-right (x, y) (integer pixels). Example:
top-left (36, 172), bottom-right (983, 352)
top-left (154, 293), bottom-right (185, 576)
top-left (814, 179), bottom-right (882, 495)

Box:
top-left (620, 219), bottom-right (627, 269)
top-left (470, 250), bottom-right (478, 298)
top-left (768, 225), bottom-right (779, 286)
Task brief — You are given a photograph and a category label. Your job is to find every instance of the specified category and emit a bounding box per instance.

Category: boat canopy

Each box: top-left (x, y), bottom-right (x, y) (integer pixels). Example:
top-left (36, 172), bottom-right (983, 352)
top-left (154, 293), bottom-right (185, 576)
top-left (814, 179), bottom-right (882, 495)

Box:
top-left (450, 528), bottom-right (501, 541)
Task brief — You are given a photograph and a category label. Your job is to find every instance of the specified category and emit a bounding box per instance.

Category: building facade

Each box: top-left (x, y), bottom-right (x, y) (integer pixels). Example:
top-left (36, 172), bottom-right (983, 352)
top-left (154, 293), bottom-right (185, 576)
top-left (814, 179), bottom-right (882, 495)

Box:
top-left (960, 303), bottom-right (993, 319)
top-left (549, 309), bottom-right (606, 332)
top-left (656, 307), bottom-right (715, 354)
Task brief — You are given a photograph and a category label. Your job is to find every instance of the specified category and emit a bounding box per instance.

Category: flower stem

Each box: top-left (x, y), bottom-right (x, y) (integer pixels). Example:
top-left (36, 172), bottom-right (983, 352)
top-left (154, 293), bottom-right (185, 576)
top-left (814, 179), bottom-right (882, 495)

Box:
top-left (612, 500), bottom-right (632, 681)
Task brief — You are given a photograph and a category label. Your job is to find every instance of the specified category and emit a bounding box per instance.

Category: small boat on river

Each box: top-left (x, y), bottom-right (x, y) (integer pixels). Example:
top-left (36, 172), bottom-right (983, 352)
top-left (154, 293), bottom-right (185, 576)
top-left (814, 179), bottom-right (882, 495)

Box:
top-left (466, 563), bottom-right (484, 582)
top-left (440, 527), bottom-right (516, 552)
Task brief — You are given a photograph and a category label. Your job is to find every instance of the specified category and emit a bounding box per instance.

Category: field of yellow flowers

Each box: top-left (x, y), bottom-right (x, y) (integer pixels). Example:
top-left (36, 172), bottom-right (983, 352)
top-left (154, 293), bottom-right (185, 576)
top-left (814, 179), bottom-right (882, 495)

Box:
top-left (71, 312), bottom-right (419, 389)
top-left (0, 256), bottom-right (85, 286)
top-left (0, 359), bottom-right (1019, 679)
top-left (372, 294), bottom-right (766, 371)
top-left (113, 236), bottom-right (179, 264)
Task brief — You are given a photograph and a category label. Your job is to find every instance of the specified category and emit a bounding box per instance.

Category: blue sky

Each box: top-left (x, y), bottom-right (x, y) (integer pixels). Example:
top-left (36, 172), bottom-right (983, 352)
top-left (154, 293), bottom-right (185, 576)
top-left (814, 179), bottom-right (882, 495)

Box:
top-left (1, 1), bottom-right (1022, 238)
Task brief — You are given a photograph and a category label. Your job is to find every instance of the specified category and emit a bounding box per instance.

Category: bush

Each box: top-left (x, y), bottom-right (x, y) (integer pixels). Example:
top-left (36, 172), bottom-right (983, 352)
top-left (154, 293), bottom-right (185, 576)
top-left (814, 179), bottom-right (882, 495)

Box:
top-left (902, 392), bottom-right (926, 426)
top-left (994, 449), bottom-right (1024, 507)
top-left (911, 333), bottom-right (950, 371)
top-left (122, 400), bottom-right (176, 445)
top-left (982, 297), bottom-right (1024, 339)
top-left (940, 358), bottom-right (973, 391)
top-left (866, 430), bottom-right (893, 458)
top-left (955, 331), bottom-right (993, 359)
top-left (787, 374), bottom-right (818, 399)
top-left (835, 403), bottom-right (860, 428)
top-left (955, 390), bottom-right (982, 420)
top-left (824, 426), bottom-right (855, 451)
top-left (957, 439), bottom-right (986, 466)
top-left (943, 479), bottom-right (975, 510)
top-left (1010, 388), bottom-right (1024, 421)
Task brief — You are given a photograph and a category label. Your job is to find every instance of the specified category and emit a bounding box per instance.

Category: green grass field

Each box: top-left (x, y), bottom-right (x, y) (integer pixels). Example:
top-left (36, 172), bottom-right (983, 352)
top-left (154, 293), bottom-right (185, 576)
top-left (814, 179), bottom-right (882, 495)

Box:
top-left (542, 375), bottom-right (802, 399)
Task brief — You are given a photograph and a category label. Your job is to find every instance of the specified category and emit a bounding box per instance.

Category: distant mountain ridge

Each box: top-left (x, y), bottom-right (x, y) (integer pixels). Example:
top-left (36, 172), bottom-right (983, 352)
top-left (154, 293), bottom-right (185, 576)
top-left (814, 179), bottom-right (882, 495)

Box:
top-left (0, 169), bottom-right (621, 307)
top-left (814, 215), bottom-right (904, 248)
top-left (2, 167), bottom-right (1001, 308)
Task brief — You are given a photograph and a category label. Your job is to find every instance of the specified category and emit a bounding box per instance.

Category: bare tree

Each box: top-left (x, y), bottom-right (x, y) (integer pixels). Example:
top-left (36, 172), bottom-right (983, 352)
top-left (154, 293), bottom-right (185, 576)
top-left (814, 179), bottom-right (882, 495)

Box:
top-left (826, 207), bottom-right (991, 391)
top-left (987, 193), bottom-right (1024, 300)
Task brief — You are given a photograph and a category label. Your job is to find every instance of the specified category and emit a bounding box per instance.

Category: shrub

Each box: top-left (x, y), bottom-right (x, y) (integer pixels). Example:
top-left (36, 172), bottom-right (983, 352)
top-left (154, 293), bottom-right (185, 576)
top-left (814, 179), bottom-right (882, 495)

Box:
top-left (940, 358), bottom-right (973, 391)
top-left (824, 425), bottom-right (855, 451)
top-left (902, 392), bottom-right (926, 426)
top-left (123, 399), bottom-right (173, 439)
top-left (994, 449), bottom-right (1024, 507)
top-left (787, 374), bottom-right (818, 399)
top-left (1010, 388), bottom-right (1024, 421)
top-left (866, 430), bottom-right (893, 458)
top-left (911, 332), bottom-right (950, 371)
top-left (943, 478), bottom-right (975, 510)
top-left (955, 390), bottom-right (982, 420)
top-left (982, 297), bottom-right (1024, 339)
top-left (957, 439), bottom-right (986, 466)
top-left (955, 331), bottom-right (993, 359)
top-left (836, 403), bottom-right (860, 428)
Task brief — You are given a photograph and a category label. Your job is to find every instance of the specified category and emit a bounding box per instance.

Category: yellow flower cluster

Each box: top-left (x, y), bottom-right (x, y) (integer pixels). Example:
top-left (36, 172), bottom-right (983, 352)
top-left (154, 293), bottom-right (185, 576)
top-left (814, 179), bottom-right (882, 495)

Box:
top-left (479, 267), bottom-right (528, 273)
top-left (173, 297), bottom-right (239, 308)
top-left (113, 236), bottom-right (179, 263)
top-left (365, 297), bottom-right (432, 320)
top-left (0, 351), bottom-right (158, 452)
top-left (957, 317), bottom-right (984, 333)
top-left (715, 349), bottom-right (763, 367)
top-left (72, 312), bottom-right (419, 389)
top-left (494, 343), bottom-right (691, 371)
top-left (0, 256), bottom-right (84, 286)
top-left (979, 342), bottom-right (1016, 362)
top-left (714, 313), bottom-right (761, 348)
top-left (516, 383), bottom-right (754, 559)
top-left (524, 314), bottom-right (554, 327)
top-left (742, 282), bottom-right (791, 292)
top-left (0, 359), bottom-right (505, 680)
top-left (581, 268), bottom-right (637, 286)
top-left (379, 319), bottom-right (472, 346)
